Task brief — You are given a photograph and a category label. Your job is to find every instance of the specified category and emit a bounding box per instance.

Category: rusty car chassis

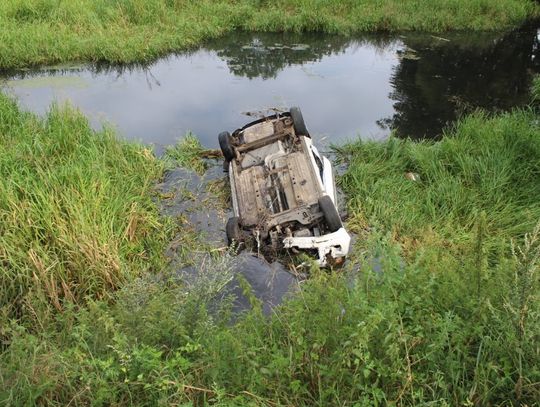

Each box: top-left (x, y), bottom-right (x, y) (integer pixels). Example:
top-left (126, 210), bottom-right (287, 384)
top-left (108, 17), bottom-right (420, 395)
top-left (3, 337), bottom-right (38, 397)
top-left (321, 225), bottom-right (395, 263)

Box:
top-left (219, 107), bottom-right (351, 266)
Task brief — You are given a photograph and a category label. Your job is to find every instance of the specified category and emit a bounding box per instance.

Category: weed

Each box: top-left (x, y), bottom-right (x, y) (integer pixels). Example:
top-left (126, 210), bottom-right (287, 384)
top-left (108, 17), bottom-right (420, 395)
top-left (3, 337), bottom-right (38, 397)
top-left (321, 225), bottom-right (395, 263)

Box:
top-left (165, 133), bottom-right (208, 175)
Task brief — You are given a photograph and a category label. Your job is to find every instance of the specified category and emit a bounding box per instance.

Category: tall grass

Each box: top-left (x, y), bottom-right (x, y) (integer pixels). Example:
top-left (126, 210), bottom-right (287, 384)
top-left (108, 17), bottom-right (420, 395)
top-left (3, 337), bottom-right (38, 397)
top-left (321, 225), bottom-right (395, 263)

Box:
top-left (1, 226), bottom-right (538, 405)
top-left (0, 0), bottom-right (537, 69)
top-left (0, 94), bottom-right (167, 326)
top-left (1, 101), bottom-right (539, 404)
top-left (336, 109), bottom-right (540, 256)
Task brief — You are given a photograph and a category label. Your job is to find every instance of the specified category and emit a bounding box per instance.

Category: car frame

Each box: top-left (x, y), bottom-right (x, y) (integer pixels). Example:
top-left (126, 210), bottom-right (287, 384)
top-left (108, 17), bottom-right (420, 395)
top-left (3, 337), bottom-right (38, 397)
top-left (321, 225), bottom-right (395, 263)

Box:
top-left (219, 107), bottom-right (350, 266)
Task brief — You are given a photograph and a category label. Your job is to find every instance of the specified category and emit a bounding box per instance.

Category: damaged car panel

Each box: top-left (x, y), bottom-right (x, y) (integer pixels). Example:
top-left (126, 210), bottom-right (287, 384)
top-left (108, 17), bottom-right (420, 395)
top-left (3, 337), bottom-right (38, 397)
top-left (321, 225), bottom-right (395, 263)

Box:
top-left (220, 107), bottom-right (351, 266)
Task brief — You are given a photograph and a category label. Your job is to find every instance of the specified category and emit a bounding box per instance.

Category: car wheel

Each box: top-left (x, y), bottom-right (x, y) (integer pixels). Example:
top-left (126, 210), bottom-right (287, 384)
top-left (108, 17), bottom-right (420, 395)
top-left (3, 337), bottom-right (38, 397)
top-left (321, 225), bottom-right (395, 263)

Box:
top-left (318, 195), bottom-right (343, 233)
top-left (290, 106), bottom-right (310, 137)
top-left (219, 131), bottom-right (235, 161)
top-left (226, 217), bottom-right (244, 248)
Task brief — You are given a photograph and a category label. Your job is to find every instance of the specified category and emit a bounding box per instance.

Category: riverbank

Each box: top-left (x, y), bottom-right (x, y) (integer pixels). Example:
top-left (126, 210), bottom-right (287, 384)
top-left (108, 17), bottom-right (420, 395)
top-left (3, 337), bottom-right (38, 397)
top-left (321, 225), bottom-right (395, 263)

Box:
top-left (1, 89), bottom-right (539, 404)
top-left (0, 0), bottom-right (538, 69)
top-left (0, 94), bottom-right (169, 324)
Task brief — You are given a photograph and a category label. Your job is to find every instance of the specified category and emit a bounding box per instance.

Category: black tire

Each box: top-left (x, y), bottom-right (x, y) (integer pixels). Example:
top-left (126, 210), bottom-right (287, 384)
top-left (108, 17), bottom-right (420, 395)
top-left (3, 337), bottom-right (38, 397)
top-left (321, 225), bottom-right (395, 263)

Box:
top-left (226, 217), bottom-right (243, 247)
top-left (219, 131), bottom-right (235, 161)
top-left (290, 106), bottom-right (309, 136)
top-left (318, 195), bottom-right (343, 233)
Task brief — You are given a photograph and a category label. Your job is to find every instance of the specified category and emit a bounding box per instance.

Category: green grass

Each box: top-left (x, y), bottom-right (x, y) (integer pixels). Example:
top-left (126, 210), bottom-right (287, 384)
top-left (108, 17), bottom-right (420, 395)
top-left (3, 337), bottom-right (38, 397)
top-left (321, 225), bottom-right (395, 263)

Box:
top-left (165, 133), bottom-right (208, 175)
top-left (0, 0), bottom-right (538, 69)
top-left (335, 110), bottom-right (540, 258)
top-left (532, 75), bottom-right (540, 103)
top-left (1, 94), bottom-right (539, 405)
top-left (0, 94), bottom-right (168, 327)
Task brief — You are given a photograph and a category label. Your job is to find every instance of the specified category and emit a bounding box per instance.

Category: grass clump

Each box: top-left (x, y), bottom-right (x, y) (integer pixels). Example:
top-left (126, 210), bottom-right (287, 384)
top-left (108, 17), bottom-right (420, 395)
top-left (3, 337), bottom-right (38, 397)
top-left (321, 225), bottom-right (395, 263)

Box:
top-left (0, 0), bottom-right (538, 69)
top-left (0, 94), bottom-right (167, 326)
top-left (165, 133), bottom-right (208, 175)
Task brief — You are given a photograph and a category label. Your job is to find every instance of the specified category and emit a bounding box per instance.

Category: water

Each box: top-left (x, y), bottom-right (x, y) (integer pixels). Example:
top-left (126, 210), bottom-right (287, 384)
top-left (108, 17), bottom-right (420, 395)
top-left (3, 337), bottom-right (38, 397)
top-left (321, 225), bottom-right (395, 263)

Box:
top-left (1, 23), bottom-right (539, 150)
top-left (156, 162), bottom-right (300, 314)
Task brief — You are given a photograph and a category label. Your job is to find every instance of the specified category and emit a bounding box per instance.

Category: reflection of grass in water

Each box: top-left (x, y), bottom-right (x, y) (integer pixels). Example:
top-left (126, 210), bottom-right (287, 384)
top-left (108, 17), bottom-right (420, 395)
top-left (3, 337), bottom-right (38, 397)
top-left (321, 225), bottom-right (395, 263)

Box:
top-left (6, 75), bottom-right (89, 89)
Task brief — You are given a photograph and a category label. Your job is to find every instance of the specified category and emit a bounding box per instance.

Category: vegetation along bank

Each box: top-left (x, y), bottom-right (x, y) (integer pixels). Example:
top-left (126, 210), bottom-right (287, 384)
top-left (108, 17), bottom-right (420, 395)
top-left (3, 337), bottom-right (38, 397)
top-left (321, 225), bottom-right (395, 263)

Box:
top-left (0, 0), bottom-right (538, 69)
top-left (1, 88), bottom-right (539, 404)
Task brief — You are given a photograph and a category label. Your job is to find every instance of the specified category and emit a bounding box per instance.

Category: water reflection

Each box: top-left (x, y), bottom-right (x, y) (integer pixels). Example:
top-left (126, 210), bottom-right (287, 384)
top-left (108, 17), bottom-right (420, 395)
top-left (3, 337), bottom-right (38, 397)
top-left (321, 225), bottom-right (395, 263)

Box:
top-left (1, 23), bottom-right (539, 149)
top-left (206, 31), bottom-right (397, 80)
top-left (385, 23), bottom-right (540, 139)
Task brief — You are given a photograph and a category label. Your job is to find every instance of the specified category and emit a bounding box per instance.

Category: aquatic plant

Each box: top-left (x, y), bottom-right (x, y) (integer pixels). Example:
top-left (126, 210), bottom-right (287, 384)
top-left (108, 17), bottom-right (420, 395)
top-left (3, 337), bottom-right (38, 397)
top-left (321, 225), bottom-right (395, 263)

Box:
top-left (165, 133), bottom-right (208, 175)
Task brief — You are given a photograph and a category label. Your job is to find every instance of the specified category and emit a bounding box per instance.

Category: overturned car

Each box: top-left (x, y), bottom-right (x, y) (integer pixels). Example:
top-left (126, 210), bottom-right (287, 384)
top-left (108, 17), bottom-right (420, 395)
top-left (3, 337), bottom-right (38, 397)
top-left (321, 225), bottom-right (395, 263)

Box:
top-left (219, 107), bottom-right (350, 266)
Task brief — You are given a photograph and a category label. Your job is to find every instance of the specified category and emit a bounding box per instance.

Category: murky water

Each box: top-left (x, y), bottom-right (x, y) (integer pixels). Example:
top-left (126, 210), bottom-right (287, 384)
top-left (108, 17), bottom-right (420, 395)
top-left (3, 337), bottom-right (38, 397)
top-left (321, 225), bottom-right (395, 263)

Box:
top-left (2, 23), bottom-right (539, 150)
top-left (156, 162), bottom-right (300, 314)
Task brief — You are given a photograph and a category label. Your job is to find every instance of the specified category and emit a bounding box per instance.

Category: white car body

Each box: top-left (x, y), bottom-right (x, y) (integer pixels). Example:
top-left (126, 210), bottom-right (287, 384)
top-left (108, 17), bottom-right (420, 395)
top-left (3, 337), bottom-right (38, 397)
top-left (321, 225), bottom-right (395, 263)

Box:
top-left (221, 109), bottom-right (351, 266)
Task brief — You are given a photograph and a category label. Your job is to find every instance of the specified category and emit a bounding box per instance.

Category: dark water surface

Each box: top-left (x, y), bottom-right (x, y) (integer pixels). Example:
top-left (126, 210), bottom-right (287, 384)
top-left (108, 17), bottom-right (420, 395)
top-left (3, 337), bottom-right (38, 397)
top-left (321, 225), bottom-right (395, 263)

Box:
top-left (2, 23), bottom-right (539, 150)
top-left (156, 163), bottom-right (300, 314)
